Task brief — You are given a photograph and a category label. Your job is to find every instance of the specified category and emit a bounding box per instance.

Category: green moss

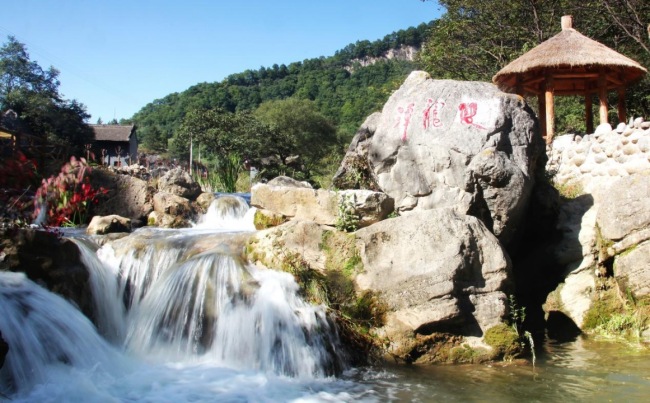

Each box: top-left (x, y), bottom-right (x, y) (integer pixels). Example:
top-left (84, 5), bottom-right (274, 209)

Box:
top-left (484, 323), bottom-right (523, 360)
top-left (583, 278), bottom-right (649, 339)
top-left (449, 344), bottom-right (491, 364)
top-left (582, 279), bottom-right (624, 331)
top-left (253, 210), bottom-right (287, 230)
top-left (320, 230), bottom-right (363, 275)
top-left (397, 333), bottom-right (492, 364)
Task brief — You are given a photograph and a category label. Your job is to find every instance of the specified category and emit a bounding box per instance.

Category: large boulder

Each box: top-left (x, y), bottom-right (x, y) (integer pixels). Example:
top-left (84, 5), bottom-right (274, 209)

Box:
top-left (595, 174), bottom-right (650, 243)
top-left (0, 229), bottom-right (93, 320)
top-left (596, 174), bottom-right (650, 298)
top-left (86, 215), bottom-right (132, 235)
top-left (355, 208), bottom-right (512, 342)
top-left (364, 71), bottom-right (544, 246)
top-left (157, 167), bottom-right (202, 200)
top-left (251, 176), bottom-right (393, 229)
top-left (251, 181), bottom-right (337, 225)
top-left (245, 208), bottom-right (512, 360)
top-left (148, 191), bottom-right (195, 228)
top-left (90, 169), bottom-right (154, 222)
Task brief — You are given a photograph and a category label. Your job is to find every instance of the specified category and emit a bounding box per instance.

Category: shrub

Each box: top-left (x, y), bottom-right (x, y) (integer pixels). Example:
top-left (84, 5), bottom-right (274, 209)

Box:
top-left (33, 157), bottom-right (108, 227)
top-left (335, 193), bottom-right (360, 232)
top-left (0, 152), bottom-right (39, 227)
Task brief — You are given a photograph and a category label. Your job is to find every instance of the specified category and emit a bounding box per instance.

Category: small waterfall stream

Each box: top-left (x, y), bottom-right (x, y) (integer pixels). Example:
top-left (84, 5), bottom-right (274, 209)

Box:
top-left (0, 271), bottom-right (122, 395)
top-left (0, 195), bottom-right (350, 401)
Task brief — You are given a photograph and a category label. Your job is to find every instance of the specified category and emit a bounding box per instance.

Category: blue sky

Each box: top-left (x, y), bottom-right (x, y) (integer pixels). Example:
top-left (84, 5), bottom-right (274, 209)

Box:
top-left (1, 1), bottom-right (442, 123)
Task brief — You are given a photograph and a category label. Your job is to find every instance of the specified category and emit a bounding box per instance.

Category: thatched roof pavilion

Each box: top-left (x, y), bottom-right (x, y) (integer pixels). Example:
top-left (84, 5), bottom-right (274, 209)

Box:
top-left (493, 15), bottom-right (647, 143)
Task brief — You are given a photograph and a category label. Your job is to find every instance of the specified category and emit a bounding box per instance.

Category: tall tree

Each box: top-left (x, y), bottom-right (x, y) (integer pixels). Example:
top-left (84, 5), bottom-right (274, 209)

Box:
top-left (418, 0), bottom-right (649, 123)
top-left (0, 36), bottom-right (93, 158)
top-left (174, 108), bottom-right (273, 191)
top-left (254, 98), bottom-right (338, 180)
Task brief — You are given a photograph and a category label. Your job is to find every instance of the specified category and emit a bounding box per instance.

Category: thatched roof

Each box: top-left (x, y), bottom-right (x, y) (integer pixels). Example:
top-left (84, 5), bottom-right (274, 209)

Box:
top-left (0, 110), bottom-right (28, 135)
top-left (91, 124), bottom-right (135, 142)
top-left (493, 17), bottom-right (647, 94)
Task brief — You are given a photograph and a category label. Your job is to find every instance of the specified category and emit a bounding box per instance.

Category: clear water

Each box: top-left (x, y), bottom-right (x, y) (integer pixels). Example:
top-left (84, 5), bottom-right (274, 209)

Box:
top-left (2, 195), bottom-right (650, 402)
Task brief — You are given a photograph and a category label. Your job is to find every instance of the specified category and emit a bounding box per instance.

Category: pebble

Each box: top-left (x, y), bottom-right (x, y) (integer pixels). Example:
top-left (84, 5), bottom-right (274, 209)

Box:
top-left (633, 117), bottom-right (644, 128)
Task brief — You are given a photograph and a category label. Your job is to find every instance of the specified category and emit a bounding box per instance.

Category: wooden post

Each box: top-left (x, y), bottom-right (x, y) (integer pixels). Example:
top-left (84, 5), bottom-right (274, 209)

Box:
top-left (515, 76), bottom-right (523, 97)
top-left (617, 87), bottom-right (626, 124)
top-left (538, 91), bottom-right (547, 141)
top-left (585, 93), bottom-right (594, 134)
top-left (545, 76), bottom-right (555, 144)
top-left (598, 73), bottom-right (608, 125)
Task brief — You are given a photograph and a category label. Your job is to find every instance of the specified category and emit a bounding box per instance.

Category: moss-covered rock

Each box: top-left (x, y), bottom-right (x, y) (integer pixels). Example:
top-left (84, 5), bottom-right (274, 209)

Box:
top-left (253, 209), bottom-right (288, 230)
top-left (385, 332), bottom-right (492, 364)
top-left (483, 323), bottom-right (523, 360)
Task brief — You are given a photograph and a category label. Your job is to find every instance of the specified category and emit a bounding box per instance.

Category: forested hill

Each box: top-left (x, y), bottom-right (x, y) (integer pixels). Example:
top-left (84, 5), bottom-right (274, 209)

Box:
top-left (129, 21), bottom-right (435, 152)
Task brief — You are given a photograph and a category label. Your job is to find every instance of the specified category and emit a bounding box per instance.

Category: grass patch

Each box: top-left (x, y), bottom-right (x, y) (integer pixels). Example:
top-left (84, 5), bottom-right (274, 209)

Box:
top-left (583, 278), bottom-right (649, 339)
top-left (554, 179), bottom-right (584, 199)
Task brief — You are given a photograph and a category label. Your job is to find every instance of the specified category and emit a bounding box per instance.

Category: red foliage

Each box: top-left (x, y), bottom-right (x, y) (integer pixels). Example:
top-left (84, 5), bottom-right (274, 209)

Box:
top-left (0, 152), bottom-right (39, 226)
top-left (33, 156), bottom-right (108, 227)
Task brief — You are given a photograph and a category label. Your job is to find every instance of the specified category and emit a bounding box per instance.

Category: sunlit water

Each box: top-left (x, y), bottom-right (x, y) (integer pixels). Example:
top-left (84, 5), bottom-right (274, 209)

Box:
top-left (2, 195), bottom-right (650, 402)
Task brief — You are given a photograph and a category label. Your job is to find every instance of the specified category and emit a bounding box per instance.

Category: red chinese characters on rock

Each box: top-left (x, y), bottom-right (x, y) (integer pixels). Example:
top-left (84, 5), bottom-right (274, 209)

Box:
top-left (394, 102), bottom-right (415, 141)
top-left (458, 102), bottom-right (486, 130)
top-left (423, 98), bottom-right (445, 129)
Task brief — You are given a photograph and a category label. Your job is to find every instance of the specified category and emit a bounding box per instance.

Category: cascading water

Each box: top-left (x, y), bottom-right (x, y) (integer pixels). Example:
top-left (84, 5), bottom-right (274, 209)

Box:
top-left (0, 194), bottom-right (365, 401)
top-left (194, 193), bottom-right (257, 231)
top-left (0, 271), bottom-right (122, 395)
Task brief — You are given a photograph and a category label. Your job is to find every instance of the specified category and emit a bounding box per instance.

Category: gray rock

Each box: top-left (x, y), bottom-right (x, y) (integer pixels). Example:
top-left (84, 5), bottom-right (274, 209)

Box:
top-left (90, 170), bottom-right (154, 221)
top-left (338, 190), bottom-right (394, 228)
top-left (86, 215), bottom-right (132, 235)
top-left (196, 192), bottom-right (216, 212)
top-left (332, 113), bottom-right (382, 190)
top-left (251, 183), bottom-right (337, 225)
top-left (157, 167), bottom-right (202, 200)
top-left (267, 176), bottom-right (312, 188)
top-left (152, 192), bottom-right (192, 217)
top-left (365, 71), bottom-right (544, 246)
top-left (633, 117), bottom-right (644, 128)
top-left (251, 183), bottom-right (393, 228)
top-left (355, 208), bottom-right (511, 338)
top-left (595, 123), bottom-right (613, 136)
top-left (615, 241), bottom-right (650, 297)
top-left (596, 174), bottom-right (650, 241)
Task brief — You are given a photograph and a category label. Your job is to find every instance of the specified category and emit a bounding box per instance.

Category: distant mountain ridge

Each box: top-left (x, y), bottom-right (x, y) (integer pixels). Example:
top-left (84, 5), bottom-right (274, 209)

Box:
top-left (129, 21), bottom-right (435, 152)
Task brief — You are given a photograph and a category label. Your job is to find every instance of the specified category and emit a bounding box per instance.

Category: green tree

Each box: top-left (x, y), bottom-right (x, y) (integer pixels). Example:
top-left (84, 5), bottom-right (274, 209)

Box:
top-left (0, 36), bottom-right (93, 159)
top-left (254, 98), bottom-right (338, 181)
top-left (418, 0), bottom-right (650, 126)
top-left (174, 108), bottom-right (273, 191)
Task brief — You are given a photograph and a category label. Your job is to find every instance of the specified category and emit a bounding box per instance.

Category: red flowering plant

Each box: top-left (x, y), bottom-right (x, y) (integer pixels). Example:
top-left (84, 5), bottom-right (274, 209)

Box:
top-left (33, 156), bottom-right (108, 227)
top-left (0, 152), bottom-right (40, 228)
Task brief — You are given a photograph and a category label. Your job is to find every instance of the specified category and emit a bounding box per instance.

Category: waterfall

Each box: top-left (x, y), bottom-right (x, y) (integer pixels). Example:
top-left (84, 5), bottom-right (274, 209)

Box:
top-left (0, 272), bottom-right (120, 395)
top-left (0, 193), bottom-right (348, 400)
top-left (194, 194), bottom-right (257, 231)
top-left (71, 237), bottom-right (126, 344)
